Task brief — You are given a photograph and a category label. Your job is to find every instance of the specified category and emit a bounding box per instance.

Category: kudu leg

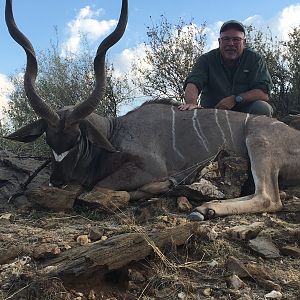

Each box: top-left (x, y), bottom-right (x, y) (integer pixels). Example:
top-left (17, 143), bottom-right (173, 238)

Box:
top-left (194, 149), bottom-right (283, 218)
top-left (129, 180), bottom-right (172, 201)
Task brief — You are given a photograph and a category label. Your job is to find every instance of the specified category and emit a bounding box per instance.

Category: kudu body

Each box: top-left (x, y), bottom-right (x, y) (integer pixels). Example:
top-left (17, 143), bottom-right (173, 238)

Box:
top-left (5, 0), bottom-right (298, 219)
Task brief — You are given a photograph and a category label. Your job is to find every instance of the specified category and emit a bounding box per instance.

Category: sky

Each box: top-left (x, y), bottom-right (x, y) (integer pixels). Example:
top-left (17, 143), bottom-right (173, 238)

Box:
top-left (1, 0), bottom-right (300, 118)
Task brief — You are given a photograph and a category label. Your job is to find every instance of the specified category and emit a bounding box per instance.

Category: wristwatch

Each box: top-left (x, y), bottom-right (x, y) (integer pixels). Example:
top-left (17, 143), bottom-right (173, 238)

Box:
top-left (235, 95), bottom-right (244, 104)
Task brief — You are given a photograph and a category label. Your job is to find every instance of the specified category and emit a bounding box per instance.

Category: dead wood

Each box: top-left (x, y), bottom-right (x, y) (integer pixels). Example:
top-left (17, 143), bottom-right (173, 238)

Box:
top-left (41, 222), bottom-right (200, 278)
top-left (77, 187), bottom-right (130, 211)
top-left (26, 185), bottom-right (82, 211)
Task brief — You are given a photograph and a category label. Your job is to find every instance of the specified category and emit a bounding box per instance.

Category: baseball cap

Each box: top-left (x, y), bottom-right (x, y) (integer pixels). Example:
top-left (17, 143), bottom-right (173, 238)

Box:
top-left (220, 20), bottom-right (245, 34)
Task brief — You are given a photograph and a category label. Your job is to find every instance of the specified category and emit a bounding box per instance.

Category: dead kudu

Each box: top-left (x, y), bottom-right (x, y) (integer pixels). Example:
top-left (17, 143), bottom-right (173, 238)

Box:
top-left (4, 0), bottom-right (299, 219)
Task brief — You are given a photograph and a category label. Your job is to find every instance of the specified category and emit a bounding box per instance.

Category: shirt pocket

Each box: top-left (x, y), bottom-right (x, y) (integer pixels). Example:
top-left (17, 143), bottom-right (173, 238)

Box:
top-left (233, 70), bottom-right (250, 93)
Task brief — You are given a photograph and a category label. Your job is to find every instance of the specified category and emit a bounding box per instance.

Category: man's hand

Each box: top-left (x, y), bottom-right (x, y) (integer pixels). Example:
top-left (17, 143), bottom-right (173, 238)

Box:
top-left (215, 96), bottom-right (235, 110)
top-left (178, 103), bottom-right (200, 111)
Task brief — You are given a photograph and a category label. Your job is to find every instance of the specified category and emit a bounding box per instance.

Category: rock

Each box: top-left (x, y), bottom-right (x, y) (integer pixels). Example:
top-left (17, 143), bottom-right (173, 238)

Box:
top-left (76, 235), bottom-right (91, 245)
top-left (248, 235), bottom-right (280, 259)
top-left (189, 179), bottom-right (225, 199)
top-left (88, 289), bottom-right (96, 300)
top-left (228, 222), bottom-right (264, 240)
top-left (244, 263), bottom-right (281, 291)
top-left (194, 225), bottom-right (218, 241)
top-left (88, 227), bottom-right (105, 242)
top-left (177, 291), bottom-right (187, 299)
top-left (198, 152), bottom-right (249, 198)
top-left (0, 213), bottom-right (13, 221)
top-left (207, 259), bottom-right (218, 267)
top-left (225, 274), bottom-right (246, 290)
top-left (187, 212), bottom-right (204, 221)
top-left (225, 256), bottom-right (251, 278)
top-left (32, 244), bottom-right (61, 259)
top-left (264, 290), bottom-right (283, 299)
top-left (280, 245), bottom-right (300, 258)
top-left (26, 186), bottom-right (78, 211)
top-left (78, 187), bottom-right (130, 211)
top-left (0, 245), bottom-right (24, 265)
top-left (225, 257), bottom-right (282, 292)
top-left (177, 196), bottom-right (192, 212)
top-left (202, 288), bottom-right (212, 296)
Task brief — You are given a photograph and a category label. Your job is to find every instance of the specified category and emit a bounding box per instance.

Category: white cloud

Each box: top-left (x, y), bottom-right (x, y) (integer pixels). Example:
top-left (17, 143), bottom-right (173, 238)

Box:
top-left (277, 4), bottom-right (300, 40)
top-left (203, 4), bottom-right (300, 51)
top-left (0, 74), bottom-right (13, 121)
top-left (61, 6), bottom-right (118, 56)
top-left (114, 43), bottom-right (150, 75)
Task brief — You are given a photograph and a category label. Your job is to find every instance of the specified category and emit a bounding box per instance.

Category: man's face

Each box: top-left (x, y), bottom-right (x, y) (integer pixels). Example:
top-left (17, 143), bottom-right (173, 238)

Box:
top-left (218, 28), bottom-right (246, 64)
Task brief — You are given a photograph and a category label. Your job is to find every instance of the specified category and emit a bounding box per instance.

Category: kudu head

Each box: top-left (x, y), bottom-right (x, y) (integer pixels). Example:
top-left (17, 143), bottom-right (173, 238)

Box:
top-left (5, 0), bottom-right (128, 187)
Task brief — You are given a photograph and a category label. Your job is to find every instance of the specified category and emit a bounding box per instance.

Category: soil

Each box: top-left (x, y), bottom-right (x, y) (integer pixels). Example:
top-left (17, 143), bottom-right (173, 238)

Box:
top-left (0, 151), bottom-right (299, 300)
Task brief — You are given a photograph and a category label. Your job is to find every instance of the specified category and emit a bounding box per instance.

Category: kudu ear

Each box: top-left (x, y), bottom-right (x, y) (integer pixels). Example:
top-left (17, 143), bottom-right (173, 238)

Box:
top-left (5, 119), bottom-right (47, 143)
top-left (79, 120), bottom-right (117, 152)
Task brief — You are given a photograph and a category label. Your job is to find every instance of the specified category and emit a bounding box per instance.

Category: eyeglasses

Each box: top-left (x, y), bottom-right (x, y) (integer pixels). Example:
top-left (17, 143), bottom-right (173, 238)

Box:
top-left (220, 37), bottom-right (244, 44)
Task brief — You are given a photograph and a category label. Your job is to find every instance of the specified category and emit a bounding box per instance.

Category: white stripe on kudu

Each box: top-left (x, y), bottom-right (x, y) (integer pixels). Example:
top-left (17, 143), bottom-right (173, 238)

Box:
top-left (244, 113), bottom-right (250, 125)
top-left (171, 106), bottom-right (185, 159)
top-left (192, 109), bottom-right (209, 152)
top-left (225, 110), bottom-right (234, 147)
top-left (214, 109), bottom-right (227, 145)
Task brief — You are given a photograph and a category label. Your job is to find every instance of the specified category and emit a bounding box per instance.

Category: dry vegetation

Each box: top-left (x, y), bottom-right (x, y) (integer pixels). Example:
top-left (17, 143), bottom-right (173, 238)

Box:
top-left (0, 151), bottom-right (299, 300)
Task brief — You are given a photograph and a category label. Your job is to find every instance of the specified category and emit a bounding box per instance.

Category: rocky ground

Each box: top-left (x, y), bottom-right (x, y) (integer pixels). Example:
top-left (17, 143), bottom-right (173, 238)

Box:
top-left (0, 150), bottom-right (299, 300)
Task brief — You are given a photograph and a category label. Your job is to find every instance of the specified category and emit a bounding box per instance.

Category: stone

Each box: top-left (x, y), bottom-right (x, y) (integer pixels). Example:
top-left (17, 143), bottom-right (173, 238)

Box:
top-left (0, 245), bottom-right (24, 265)
top-left (226, 274), bottom-right (246, 290)
top-left (88, 289), bottom-right (96, 300)
top-left (187, 212), bottom-right (204, 221)
top-left (280, 245), bottom-right (300, 258)
top-left (225, 256), bottom-right (251, 278)
top-left (76, 235), bottom-right (91, 245)
top-left (228, 222), bottom-right (264, 240)
top-left (202, 288), bottom-right (212, 296)
top-left (32, 244), bottom-right (61, 259)
top-left (177, 291), bottom-right (187, 299)
top-left (264, 290), bottom-right (283, 299)
top-left (177, 196), bottom-right (192, 212)
top-left (248, 235), bottom-right (280, 259)
top-left (88, 227), bottom-right (105, 242)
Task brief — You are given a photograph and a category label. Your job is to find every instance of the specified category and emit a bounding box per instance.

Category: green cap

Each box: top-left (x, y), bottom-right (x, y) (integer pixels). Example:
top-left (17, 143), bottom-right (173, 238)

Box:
top-left (220, 20), bottom-right (245, 34)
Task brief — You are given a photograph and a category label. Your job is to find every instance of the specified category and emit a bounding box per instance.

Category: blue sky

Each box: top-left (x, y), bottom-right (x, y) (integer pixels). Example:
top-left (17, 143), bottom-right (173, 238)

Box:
top-left (0, 0), bottom-right (300, 117)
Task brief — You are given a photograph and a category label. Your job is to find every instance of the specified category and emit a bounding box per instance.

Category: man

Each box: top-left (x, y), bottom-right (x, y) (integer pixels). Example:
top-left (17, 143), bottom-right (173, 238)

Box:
top-left (179, 20), bottom-right (273, 116)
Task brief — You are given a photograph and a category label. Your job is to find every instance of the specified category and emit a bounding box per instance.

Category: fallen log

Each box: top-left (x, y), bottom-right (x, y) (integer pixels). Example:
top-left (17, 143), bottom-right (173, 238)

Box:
top-left (41, 222), bottom-right (202, 278)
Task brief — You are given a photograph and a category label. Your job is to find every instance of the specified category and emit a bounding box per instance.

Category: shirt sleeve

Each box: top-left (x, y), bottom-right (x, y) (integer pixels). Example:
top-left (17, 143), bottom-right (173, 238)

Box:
top-left (183, 54), bottom-right (208, 93)
top-left (249, 54), bottom-right (273, 94)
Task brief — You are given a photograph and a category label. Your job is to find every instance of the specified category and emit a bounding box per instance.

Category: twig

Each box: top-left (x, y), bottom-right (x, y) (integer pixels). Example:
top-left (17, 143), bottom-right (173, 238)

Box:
top-left (4, 283), bottom-right (31, 300)
top-left (8, 159), bottom-right (51, 203)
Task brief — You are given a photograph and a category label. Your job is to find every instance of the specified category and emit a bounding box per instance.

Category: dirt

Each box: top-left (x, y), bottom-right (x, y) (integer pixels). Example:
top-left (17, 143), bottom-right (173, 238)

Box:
top-left (0, 194), bottom-right (299, 300)
top-left (0, 151), bottom-right (299, 300)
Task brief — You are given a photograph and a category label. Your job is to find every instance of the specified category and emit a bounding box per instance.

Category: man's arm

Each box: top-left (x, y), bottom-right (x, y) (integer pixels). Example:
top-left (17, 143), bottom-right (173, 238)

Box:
top-left (215, 89), bottom-right (269, 110)
top-left (178, 83), bottom-right (201, 111)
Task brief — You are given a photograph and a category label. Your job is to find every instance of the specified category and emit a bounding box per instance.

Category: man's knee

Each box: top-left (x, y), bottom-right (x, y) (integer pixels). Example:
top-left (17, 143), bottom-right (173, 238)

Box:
top-left (236, 100), bottom-right (273, 117)
top-left (248, 101), bottom-right (273, 117)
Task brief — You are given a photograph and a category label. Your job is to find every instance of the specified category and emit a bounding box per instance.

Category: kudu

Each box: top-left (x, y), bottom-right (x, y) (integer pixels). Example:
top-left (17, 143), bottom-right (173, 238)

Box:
top-left (4, 0), bottom-right (297, 219)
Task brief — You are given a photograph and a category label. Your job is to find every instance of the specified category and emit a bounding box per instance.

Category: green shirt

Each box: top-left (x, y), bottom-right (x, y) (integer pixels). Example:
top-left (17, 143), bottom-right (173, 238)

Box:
top-left (184, 48), bottom-right (273, 108)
